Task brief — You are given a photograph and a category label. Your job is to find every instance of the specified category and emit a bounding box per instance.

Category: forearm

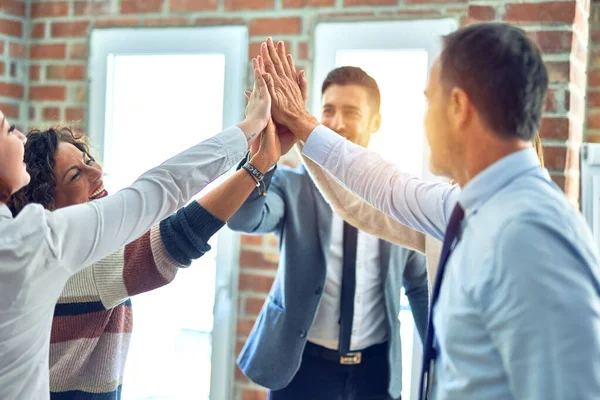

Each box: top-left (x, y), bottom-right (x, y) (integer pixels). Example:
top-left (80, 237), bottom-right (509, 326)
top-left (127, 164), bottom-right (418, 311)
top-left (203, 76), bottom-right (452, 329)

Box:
top-left (298, 144), bottom-right (427, 253)
top-left (300, 125), bottom-right (459, 242)
top-left (198, 161), bottom-right (269, 222)
top-left (48, 125), bottom-right (248, 274)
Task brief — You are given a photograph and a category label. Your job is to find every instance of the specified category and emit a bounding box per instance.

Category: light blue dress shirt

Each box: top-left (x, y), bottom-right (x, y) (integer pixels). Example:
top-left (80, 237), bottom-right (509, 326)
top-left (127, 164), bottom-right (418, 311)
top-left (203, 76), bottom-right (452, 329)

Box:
top-left (303, 124), bottom-right (600, 399)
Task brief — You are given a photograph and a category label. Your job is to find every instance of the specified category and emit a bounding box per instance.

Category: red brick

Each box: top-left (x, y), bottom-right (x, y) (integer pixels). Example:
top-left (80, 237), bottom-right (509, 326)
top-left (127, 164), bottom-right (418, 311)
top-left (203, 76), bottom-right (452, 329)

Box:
top-left (0, 83), bottom-right (24, 99)
top-left (283, 0), bottom-right (335, 7)
top-left (235, 366), bottom-right (249, 383)
top-left (31, 22), bottom-right (45, 38)
top-left (236, 318), bottom-right (256, 336)
top-left (239, 250), bottom-right (278, 269)
top-left (0, 40), bottom-right (5, 55)
top-left (31, 2), bottom-right (69, 18)
top-left (0, 62), bottom-right (5, 76)
top-left (30, 44), bottom-right (66, 60)
top-left (591, 27), bottom-right (600, 44)
top-left (546, 61), bottom-right (570, 83)
top-left (0, 0), bottom-right (26, 17)
top-left (527, 31), bottom-right (572, 54)
top-left (588, 91), bottom-right (600, 109)
top-left (120, 0), bottom-right (164, 13)
top-left (69, 43), bottom-right (87, 60)
top-left (238, 272), bottom-right (274, 292)
top-left (544, 89), bottom-right (557, 112)
top-left (29, 86), bottom-right (66, 101)
top-left (468, 5), bottom-right (495, 21)
top-left (46, 65), bottom-right (86, 81)
top-left (589, 70), bottom-right (600, 87)
top-left (28, 107), bottom-right (35, 120)
top-left (539, 117), bottom-right (569, 140)
top-left (0, 19), bottom-right (22, 37)
top-left (42, 107), bottom-right (61, 121)
top-left (551, 174), bottom-right (565, 190)
top-left (297, 41), bottom-right (308, 60)
top-left (95, 18), bottom-right (139, 27)
top-left (0, 102), bottom-right (19, 119)
top-left (589, 49), bottom-right (600, 69)
top-left (249, 17), bottom-right (302, 36)
top-left (51, 21), bottom-right (89, 38)
top-left (588, 110), bottom-right (600, 130)
top-left (241, 234), bottom-right (263, 246)
top-left (29, 65), bottom-right (41, 81)
top-left (244, 297), bottom-right (265, 315)
top-left (225, 0), bottom-right (274, 11)
top-left (74, 0), bottom-right (112, 15)
top-left (194, 17), bottom-right (245, 25)
top-left (144, 17), bottom-right (190, 26)
top-left (170, 0), bottom-right (218, 11)
top-left (66, 108), bottom-right (84, 121)
top-left (235, 339), bottom-right (245, 355)
top-left (504, 2), bottom-right (576, 24)
top-left (9, 42), bottom-right (24, 58)
top-left (242, 389), bottom-right (268, 400)
top-left (345, 0), bottom-right (397, 5)
top-left (249, 40), bottom-right (291, 61)
top-left (543, 145), bottom-right (578, 171)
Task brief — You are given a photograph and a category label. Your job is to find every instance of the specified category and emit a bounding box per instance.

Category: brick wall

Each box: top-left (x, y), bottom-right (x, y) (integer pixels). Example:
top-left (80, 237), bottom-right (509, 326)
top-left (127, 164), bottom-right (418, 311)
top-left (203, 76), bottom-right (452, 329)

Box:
top-left (0, 1), bottom-right (27, 130)
top-left (15, 1), bottom-right (592, 399)
top-left (587, 2), bottom-right (600, 144)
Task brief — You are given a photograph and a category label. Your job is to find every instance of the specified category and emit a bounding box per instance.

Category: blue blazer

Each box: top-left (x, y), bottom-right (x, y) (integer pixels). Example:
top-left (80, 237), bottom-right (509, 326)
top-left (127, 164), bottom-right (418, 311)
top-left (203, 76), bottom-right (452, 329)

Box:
top-left (228, 161), bottom-right (429, 398)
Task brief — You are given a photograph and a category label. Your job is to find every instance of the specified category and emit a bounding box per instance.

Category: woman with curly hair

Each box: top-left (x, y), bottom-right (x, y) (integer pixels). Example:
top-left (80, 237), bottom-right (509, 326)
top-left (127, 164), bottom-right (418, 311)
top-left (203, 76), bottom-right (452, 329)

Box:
top-left (0, 62), bottom-right (279, 400)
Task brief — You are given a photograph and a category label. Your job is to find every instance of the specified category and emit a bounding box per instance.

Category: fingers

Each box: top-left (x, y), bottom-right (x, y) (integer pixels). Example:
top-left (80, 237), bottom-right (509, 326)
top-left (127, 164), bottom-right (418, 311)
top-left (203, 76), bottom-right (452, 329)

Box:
top-left (258, 55), bottom-right (266, 74)
top-left (252, 58), bottom-right (267, 94)
top-left (287, 53), bottom-right (297, 77)
top-left (263, 72), bottom-right (276, 99)
top-left (277, 41), bottom-right (293, 79)
top-left (264, 38), bottom-right (286, 78)
top-left (244, 90), bottom-right (252, 100)
top-left (298, 70), bottom-right (308, 104)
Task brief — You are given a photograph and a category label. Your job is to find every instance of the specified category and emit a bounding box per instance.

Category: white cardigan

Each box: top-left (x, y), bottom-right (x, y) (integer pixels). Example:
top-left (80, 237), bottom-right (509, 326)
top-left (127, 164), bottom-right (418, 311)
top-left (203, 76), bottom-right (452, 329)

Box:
top-left (0, 126), bottom-right (247, 400)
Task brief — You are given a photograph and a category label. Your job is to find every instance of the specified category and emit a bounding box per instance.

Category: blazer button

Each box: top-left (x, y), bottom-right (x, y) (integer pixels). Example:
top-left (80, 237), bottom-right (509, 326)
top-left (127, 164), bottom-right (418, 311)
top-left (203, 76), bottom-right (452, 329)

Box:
top-left (314, 286), bottom-right (322, 295)
top-left (299, 330), bottom-right (307, 338)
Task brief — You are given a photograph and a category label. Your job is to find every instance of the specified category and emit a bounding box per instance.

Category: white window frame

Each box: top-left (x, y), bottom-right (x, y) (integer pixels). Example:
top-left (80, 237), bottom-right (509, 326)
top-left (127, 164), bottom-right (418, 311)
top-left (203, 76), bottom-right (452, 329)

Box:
top-left (88, 26), bottom-right (248, 400)
top-left (312, 19), bottom-right (457, 400)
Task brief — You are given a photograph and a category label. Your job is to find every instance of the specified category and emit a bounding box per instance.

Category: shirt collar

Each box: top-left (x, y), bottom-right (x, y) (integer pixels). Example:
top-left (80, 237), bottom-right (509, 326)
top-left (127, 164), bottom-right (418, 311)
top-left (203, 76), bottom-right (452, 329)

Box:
top-left (0, 203), bottom-right (12, 219)
top-left (458, 147), bottom-right (543, 214)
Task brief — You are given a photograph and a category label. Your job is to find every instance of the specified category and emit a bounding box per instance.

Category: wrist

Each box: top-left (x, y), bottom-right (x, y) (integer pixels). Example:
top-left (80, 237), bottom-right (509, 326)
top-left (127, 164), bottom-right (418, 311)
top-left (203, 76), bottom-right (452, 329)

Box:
top-left (249, 154), bottom-right (271, 175)
top-left (283, 111), bottom-right (319, 142)
top-left (237, 118), bottom-right (266, 144)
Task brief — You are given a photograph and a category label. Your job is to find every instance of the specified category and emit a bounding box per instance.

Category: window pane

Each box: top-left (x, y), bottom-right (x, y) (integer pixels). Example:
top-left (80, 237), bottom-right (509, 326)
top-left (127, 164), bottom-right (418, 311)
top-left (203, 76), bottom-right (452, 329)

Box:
top-left (334, 49), bottom-right (429, 399)
top-left (335, 50), bottom-right (429, 178)
top-left (103, 54), bottom-right (226, 400)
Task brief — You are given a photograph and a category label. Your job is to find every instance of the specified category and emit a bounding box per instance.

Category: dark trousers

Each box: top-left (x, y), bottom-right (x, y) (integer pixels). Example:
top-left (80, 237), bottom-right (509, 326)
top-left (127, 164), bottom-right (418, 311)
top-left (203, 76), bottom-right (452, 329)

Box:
top-left (268, 342), bottom-right (398, 400)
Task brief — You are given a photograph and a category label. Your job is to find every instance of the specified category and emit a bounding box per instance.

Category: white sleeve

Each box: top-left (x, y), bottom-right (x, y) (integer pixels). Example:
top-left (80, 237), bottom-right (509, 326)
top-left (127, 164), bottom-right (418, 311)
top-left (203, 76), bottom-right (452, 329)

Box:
top-left (41, 125), bottom-right (247, 274)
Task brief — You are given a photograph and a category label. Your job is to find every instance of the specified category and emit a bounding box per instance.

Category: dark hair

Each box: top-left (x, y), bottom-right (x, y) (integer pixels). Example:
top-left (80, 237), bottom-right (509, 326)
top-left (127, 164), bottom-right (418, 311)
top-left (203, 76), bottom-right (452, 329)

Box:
top-left (8, 126), bottom-right (90, 216)
top-left (321, 66), bottom-right (381, 113)
top-left (439, 22), bottom-right (548, 141)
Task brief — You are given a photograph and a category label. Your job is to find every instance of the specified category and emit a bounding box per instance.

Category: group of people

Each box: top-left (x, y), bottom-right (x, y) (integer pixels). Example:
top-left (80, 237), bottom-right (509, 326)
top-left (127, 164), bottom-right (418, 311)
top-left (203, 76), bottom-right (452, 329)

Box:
top-left (0, 21), bottom-right (598, 400)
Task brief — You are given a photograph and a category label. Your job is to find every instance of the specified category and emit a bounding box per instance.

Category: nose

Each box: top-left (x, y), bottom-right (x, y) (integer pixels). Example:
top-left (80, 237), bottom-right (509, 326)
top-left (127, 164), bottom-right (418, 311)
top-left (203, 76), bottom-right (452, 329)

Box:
top-left (15, 129), bottom-right (26, 145)
top-left (331, 113), bottom-right (346, 132)
top-left (85, 161), bottom-right (103, 182)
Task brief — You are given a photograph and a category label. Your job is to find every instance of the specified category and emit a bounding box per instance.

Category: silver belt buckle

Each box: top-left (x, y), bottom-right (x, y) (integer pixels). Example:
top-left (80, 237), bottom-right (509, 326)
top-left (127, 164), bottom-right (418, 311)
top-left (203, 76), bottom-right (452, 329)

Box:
top-left (340, 352), bottom-right (362, 365)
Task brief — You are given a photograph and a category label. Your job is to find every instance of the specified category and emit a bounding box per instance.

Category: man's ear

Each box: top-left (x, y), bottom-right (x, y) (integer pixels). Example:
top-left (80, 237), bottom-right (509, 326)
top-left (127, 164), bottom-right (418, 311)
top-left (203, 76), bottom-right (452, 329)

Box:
top-left (370, 113), bottom-right (382, 135)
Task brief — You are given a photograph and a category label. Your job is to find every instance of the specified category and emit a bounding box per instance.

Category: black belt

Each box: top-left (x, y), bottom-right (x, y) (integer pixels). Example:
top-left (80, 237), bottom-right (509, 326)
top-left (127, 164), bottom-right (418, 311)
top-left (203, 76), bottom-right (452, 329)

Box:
top-left (303, 341), bottom-right (387, 365)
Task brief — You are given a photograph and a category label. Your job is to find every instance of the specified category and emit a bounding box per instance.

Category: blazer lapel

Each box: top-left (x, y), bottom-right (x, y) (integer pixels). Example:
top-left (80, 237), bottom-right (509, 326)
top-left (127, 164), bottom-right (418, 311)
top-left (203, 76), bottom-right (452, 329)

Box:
top-left (306, 169), bottom-right (333, 260)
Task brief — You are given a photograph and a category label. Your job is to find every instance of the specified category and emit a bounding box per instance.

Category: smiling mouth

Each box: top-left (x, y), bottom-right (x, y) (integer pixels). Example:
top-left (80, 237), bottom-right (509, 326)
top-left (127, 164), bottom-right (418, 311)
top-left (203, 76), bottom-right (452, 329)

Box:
top-left (89, 184), bottom-right (107, 200)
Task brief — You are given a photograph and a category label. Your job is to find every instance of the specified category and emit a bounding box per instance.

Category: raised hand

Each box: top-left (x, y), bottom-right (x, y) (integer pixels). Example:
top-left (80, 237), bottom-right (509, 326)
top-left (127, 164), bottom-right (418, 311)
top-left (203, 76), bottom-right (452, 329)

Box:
top-left (259, 38), bottom-right (318, 142)
top-left (238, 58), bottom-right (272, 145)
top-left (251, 118), bottom-right (281, 174)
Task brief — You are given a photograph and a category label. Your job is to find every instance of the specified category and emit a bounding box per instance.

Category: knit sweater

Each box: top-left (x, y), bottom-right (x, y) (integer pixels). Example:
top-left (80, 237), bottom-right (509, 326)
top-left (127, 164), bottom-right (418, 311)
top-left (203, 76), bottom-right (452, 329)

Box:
top-left (49, 201), bottom-right (224, 399)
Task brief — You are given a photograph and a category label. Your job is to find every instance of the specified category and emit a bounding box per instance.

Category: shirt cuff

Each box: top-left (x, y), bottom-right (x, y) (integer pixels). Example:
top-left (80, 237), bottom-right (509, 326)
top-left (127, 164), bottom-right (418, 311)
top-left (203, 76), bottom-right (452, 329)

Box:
top-left (302, 125), bottom-right (344, 166)
top-left (216, 125), bottom-right (249, 168)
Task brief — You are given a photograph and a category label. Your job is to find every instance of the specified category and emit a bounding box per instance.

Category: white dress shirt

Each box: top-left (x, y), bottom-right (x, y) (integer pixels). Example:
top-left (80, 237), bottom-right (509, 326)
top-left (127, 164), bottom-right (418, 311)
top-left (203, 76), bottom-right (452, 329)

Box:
top-left (0, 126), bottom-right (247, 400)
top-left (307, 212), bottom-right (388, 352)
